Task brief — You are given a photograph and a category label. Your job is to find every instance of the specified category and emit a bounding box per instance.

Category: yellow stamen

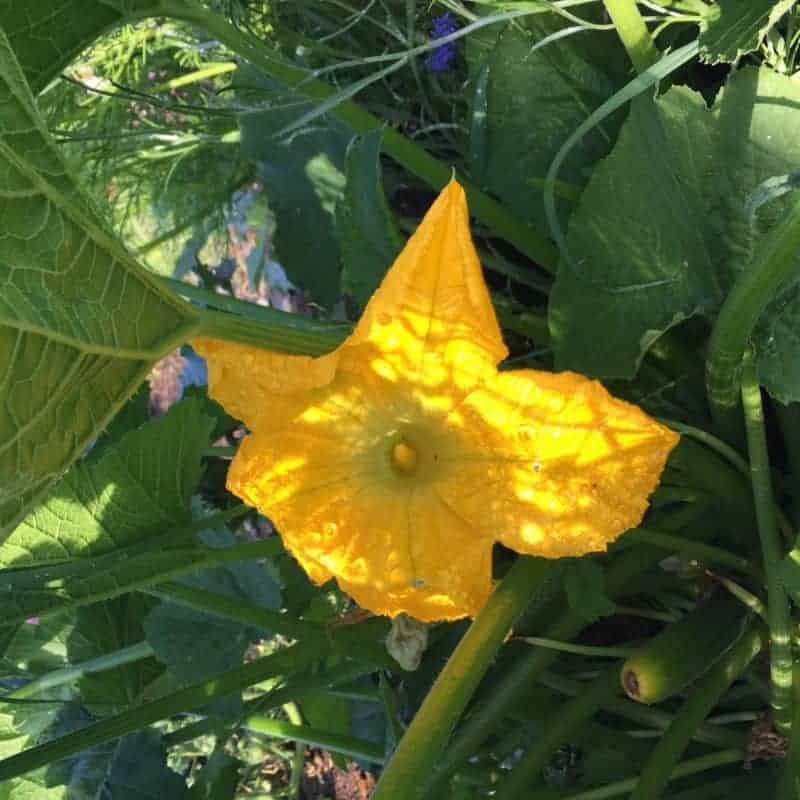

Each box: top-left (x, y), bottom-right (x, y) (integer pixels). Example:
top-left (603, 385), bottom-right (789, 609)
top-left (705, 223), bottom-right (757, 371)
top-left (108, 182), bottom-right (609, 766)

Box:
top-left (391, 439), bottom-right (418, 474)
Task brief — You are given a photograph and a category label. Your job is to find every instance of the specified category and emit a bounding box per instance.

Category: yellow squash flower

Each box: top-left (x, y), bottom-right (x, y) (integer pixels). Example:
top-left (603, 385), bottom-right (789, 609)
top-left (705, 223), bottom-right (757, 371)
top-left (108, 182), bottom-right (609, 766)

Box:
top-left (195, 180), bottom-right (678, 622)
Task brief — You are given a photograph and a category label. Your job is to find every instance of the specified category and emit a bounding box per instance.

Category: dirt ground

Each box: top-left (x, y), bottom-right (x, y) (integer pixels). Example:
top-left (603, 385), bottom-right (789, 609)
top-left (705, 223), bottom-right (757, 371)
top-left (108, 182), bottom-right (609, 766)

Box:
top-left (301, 749), bottom-right (375, 800)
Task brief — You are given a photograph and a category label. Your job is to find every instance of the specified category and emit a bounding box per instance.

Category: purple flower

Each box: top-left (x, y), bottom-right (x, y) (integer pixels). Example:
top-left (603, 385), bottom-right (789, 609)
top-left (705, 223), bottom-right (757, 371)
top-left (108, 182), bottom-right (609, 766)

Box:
top-left (425, 12), bottom-right (459, 73)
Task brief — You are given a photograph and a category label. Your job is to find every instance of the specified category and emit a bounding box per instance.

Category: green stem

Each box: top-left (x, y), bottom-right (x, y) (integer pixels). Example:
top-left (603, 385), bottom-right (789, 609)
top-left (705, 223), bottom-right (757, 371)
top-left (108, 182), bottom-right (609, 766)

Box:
top-left (741, 350), bottom-right (793, 733)
top-left (776, 401), bottom-right (800, 527)
top-left (778, 666), bottom-right (800, 798)
top-left (620, 527), bottom-right (755, 576)
top-left (164, 660), bottom-right (375, 748)
top-left (565, 749), bottom-right (745, 800)
top-left (602, 0), bottom-right (661, 72)
top-left (2, 536), bottom-right (284, 629)
top-left (245, 716), bottom-right (385, 764)
top-left (371, 557), bottom-right (556, 800)
top-left (537, 671), bottom-right (745, 750)
top-left (282, 702), bottom-right (306, 799)
top-left (630, 622), bottom-right (764, 800)
top-left (141, 581), bottom-right (322, 641)
top-left (196, 307), bottom-right (346, 355)
top-left (148, 0), bottom-right (559, 270)
top-left (143, 581), bottom-right (393, 668)
top-left (658, 418), bottom-right (750, 477)
top-left (6, 642), bottom-right (155, 700)
top-left (499, 666), bottom-right (621, 798)
top-left (162, 276), bottom-right (350, 338)
top-left (0, 643), bottom-right (327, 782)
top-left (706, 193), bottom-right (800, 436)
top-left (424, 505), bottom-right (708, 795)
top-left (516, 637), bottom-right (636, 658)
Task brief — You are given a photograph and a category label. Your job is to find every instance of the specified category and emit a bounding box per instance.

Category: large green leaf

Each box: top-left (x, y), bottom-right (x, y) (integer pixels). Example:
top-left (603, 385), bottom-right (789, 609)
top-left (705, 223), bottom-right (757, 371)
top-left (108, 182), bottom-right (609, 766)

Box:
top-left (237, 68), bottom-right (351, 308)
top-left (0, 26), bottom-right (198, 541)
top-left (549, 67), bottom-right (800, 402)
top-left (479, 15), bottom-right (627, 227)
top-left (700, 0), bottom-right (796, 64)
top-left (144, 530), bottom-right (281, 688)
top-left (336, 130), bottom-right (402, 309)
top-left (0, 399), bottom-right (213, 568)
top-left (0, 1), bottom-right (148, 92)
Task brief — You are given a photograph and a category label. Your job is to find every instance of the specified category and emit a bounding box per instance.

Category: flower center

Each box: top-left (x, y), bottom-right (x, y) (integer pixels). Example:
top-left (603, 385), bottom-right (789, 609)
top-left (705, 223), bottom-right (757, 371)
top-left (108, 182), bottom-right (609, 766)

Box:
top-left (390, 438), bottom-right (419, 474)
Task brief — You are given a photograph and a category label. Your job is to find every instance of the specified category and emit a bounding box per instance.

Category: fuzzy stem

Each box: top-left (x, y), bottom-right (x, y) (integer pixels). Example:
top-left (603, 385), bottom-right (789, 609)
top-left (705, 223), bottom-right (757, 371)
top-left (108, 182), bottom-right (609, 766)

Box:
top-left (371, 558), bottom-right (556, 800)
top-left (741, 349), bottom-right (793, 733)
top-left (706, 193), bottom-right (800, 437)
top-left (602, 0), bottom-right (660, 72)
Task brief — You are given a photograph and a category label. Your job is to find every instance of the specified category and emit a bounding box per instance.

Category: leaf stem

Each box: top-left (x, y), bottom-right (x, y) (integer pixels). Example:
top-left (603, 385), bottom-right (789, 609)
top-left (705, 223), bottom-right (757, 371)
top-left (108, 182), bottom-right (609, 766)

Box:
top-left (371, 557), bottom-right (556, 800)
top-left (565, 749), bottom-right (745, 800)
top-left (196, 307), bottom-right (345, 355)
top-left (245, 716), bottom-right (385, 764)
top-left (620, 527), bottom-right (757, 577)
top-left (629, 622), bottom-right (763, 799)
top-left (0, 643), bottom-right (327, 782)
top-left (516, 637), bottom-right (636, 658)
top-left (538, 671), bottom-right (745, 750)
top-left (706, 192), bottom-right (800, 437)
top-left (6, 641), bottom-right (155, 700)
top-left (741, 349), bottom-right (793, 733)
top-left (602, 0), bottom-right (661, 72)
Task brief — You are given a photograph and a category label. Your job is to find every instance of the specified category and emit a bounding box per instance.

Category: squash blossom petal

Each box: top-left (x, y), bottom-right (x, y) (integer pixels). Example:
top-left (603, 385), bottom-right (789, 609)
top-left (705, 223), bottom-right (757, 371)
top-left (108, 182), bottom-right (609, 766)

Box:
top-left (194, 180), bottom-right (679, 622)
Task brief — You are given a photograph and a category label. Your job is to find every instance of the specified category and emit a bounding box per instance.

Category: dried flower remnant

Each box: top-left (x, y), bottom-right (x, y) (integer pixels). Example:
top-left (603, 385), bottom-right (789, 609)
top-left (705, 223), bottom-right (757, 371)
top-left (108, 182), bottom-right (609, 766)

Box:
top-left (425, 12), bottom-right (459, 73)
top-left (195, 180), bottom-right (678, 622)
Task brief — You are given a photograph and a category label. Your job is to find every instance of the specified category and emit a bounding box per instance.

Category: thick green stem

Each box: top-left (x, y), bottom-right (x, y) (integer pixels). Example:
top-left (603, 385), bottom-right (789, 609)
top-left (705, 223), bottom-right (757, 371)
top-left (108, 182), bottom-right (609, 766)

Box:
top-left (499, 666), bottom-right (621, 798)
top-left (424, 506), bottom-right (708, 794)
top-left (602, 0), bottom-right (660, 72)
top-left (630, 622), bottom-right (764, 799)
top-left (706, 193), bottom-right (800, 436)
top-left (0, 643), bottom-right (327, 782)
top-left (371, 557), bottom-right (556, 800)
top-left (741, 350), bottom-right (793, 733)
top-left (196, 307), bottom-right (346, 355)
top-left (245, 716), bottom-right (385, 764)
top-left (150, 0), bottom-right (558, 270)
top-left (7, 642), bottom-right (155, 700)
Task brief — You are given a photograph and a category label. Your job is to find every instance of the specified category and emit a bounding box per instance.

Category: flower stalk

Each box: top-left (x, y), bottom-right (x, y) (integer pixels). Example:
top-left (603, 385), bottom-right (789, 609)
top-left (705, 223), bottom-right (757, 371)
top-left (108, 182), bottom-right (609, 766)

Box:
top-left (741, 349), bottom-right (793, 733)
top-left (602, 0), bottom-right (660, 73)
top-left (371, 557), bottom-right (557, 800)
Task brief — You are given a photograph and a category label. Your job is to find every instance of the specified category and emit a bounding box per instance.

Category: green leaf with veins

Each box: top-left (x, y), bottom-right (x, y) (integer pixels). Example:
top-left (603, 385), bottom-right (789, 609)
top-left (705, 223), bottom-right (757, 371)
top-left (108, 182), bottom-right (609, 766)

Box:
top-left (0, 25), bottom-right (198, 541)
top-left (478, 15), bottom-right (628, 227)
top-left (0, 1), bottom-right (149, 93)
top-left (0, 399), bottom-right (213, 568)
top-left (700, 0), bottom-right (797, 64)
top-left (550, 67), bottom-right (800, 403)
top-left (336, 130), bottom-right (403, 310)
top-left (237, 66), bottom-right (351, 308)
